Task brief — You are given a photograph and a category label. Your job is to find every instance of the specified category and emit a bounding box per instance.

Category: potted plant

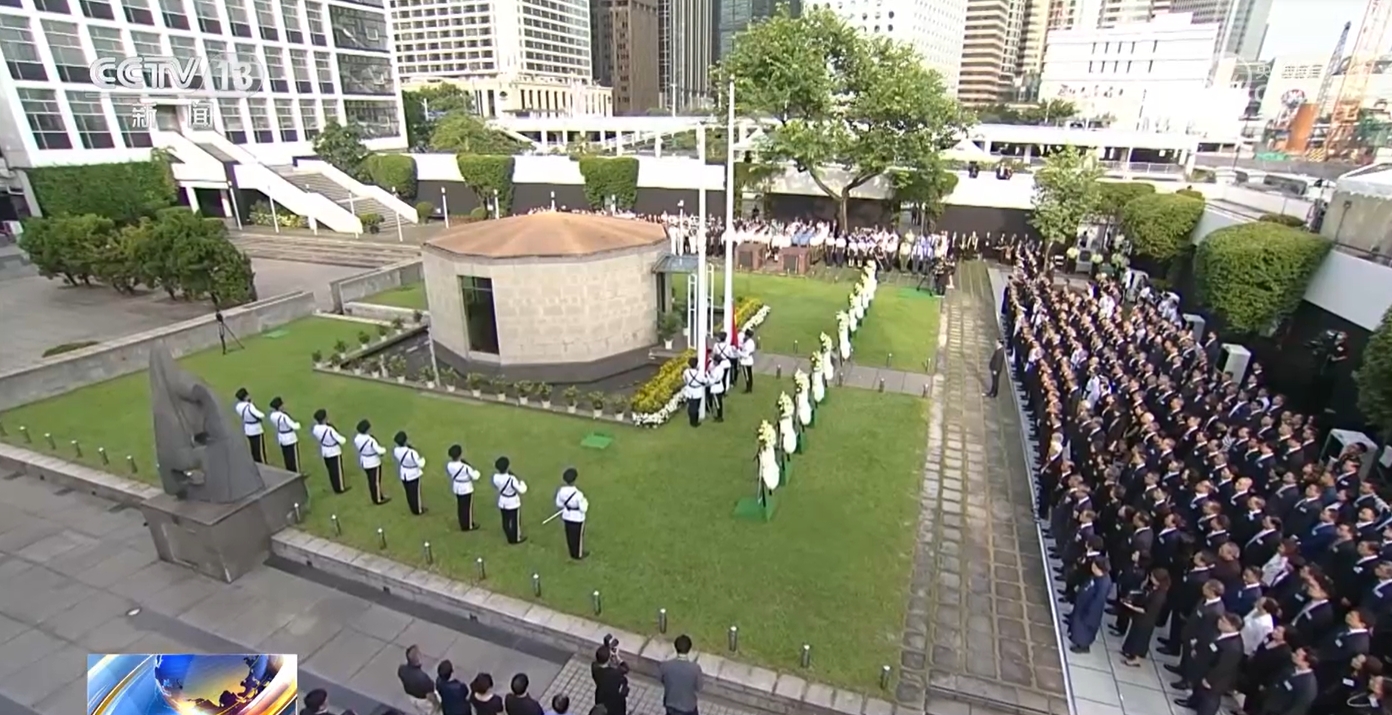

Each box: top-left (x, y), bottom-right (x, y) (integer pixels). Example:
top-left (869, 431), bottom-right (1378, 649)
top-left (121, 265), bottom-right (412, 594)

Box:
top-left (311, 350), bottom-right (323, 367)
top-left (412, 309), bottom-right (424, 324)
top-left (377, 323), bottom-right (389, 339)
top-left (362, 212), bottom-right (383, 234)
top-left (658, 311), bottom-right (682, 350)
top-left (538, 383), bottom-right (553, 409)
top-left (390, 317), bottom-right (405, 333)
top-left (564, 386), bottom-right (580, 414)
top-left (333, 339), bottom-right (349, 360)
top-left (491, 376), bottom-right (510, 401)
top-left (467, 373), bottom-right (485, 397)
top-left (326, 354), bottom-right (342, 369)
top-left (357, 330), bottom-right (371, 348)
top-left (515, 380), bottom-right (535, 405)
top-left (441, 369), bottom-right (457, 392)
top-left (389, 356), bottom-right (408, 383)
top-left (419, 366), bottom-right (437, 388)
top-left (372, 357), bottom-right (386, 378)
top-left (587, 391), bottom-right (606, 418)
top-left (607, 394), bottom-right (629, 420)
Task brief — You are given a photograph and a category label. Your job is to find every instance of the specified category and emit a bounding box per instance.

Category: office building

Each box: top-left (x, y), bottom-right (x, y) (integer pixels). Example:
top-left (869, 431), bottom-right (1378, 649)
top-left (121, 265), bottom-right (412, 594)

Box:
top-left (391, 0), bottom-right (593, 82)
top-left (716, 0), bottom-right (798, 61)
top-left (1168, 0), bottom-right (1271, 59)
top-left (401, 76), bottom-right (612, 117)
top-left (1256, 55), bottom-right (1324, 120)
top-left (591, 0), bottom-right (660, 113)
top-left (810, 0), bottom-right (968, 95)
top-left (960, 0), bottom-right (1018, 103)
top-left (670, 0), bottom-right (713, 111)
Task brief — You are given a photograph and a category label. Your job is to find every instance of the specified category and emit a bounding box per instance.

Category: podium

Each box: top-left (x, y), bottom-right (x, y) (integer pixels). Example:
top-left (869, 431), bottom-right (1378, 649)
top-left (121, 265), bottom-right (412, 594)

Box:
top-left (1323, 429), bottom-right (1381, 479)
top-left (1183, 314), bottom-right (1206, 343)
top-left (1219, 344), bottom-right (1252, 384)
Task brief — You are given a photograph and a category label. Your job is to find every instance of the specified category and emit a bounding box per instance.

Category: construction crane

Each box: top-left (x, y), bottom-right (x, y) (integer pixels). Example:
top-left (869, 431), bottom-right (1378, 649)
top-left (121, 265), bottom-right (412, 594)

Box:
top-left (1316, 22), bottom-right (1353, 115)
top-left (1284, 22), bottom-right (1350, 155)
top-left (1326, 0), bottom-right (1392, 160)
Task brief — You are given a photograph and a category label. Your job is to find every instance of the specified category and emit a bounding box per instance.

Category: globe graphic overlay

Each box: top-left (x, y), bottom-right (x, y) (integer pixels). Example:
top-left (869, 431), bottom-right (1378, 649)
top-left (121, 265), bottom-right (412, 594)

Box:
top-left (152, 654), bottom-right (280, 715)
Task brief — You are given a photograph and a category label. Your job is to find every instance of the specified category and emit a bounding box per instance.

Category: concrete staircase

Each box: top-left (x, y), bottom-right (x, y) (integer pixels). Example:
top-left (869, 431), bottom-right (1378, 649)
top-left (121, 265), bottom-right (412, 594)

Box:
top-left (231, 232), bottom-right (420, 268)
top-left (270, 167), bottom-right (407, 233)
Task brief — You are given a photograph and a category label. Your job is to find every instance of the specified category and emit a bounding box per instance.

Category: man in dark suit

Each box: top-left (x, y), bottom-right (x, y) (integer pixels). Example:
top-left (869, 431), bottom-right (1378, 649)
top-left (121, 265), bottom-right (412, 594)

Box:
top-left (1168, 580), bottom-right (1227, 690)
top-left (1160, 553), bottom-right (1215, 656)
top-left (985, 339), bottom-right (1006, 398)
top-left (1289, 581), bottom-right (1334, 648)
top-left (1259, 648), bottom-right (1317, 715)
top-left (1315, 609), bottom-right (1371, 684)
top-left (1176, 613), bottom-right (1244, 715)
top-left (1242, 516), bottom-right (1282, 570)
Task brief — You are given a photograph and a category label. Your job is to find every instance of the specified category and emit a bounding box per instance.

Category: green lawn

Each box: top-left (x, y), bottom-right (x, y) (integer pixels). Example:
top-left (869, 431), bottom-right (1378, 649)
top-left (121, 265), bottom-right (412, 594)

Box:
top-left (1, 316), bottom-right (928, 691)
top-left (734, 273), bottom-right (941, 373)
top-left (361, 282), bottom-right (427, 310)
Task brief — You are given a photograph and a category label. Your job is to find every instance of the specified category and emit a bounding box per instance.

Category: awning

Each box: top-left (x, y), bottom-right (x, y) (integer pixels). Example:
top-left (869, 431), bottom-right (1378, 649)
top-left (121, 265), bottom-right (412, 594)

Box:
top-left (653, 254), bottom-right (699, 273)
top-left (1336, 164), bottom-right (1392, 200)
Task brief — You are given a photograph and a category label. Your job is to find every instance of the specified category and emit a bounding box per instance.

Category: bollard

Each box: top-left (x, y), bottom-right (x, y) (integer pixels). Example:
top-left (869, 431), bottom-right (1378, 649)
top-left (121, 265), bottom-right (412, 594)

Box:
top-left (880, 665), bottom-right (892, 689)
top-left (424, 541), bottom-right (433, 565)
top-left (793, 340), bottom-right (799, 355)
top-left (658, 608), bottom-right (668, 634)
top-left (292, 502), bottom-right (302, 523)
top-left (476, 557), bottom-right (486, 580)
top-left (19, 426), bottom-right (30, 443)
top-left (72, 440), bottom-right (82, 458)
top-left (126, 455), bottom-right (137, 474)
top-left (331, 514), bottom-right (342, 535)
top-left (878, 378), bottom-right (885, 393)
top-left (44, 432), bottom-right (55, 449)
top-left (592, 590), bottom-right (603, 615)
top-left (837, 372), bottom-right (845, 387)
top-left (886, 353), bottom-right (893, 367)
top-left (376, 527), bottom-right (387, 549)
top-left (801, 644), bottom-right (812, 668)
top-left (532, 573), bottom-right (542, 597)
top-left (775, 365), bottom-right (782, 379)
top-left (922, 384), bottom-right (929, 398)
top-left (99, 447), bottom-right (109, 465)
top-left (728, 626), bottom-right (739, 653)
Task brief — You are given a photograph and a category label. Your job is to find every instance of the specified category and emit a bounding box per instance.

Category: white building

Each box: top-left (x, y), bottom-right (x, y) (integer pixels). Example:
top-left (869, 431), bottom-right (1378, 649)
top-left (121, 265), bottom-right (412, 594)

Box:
top-left (808, 0), bottom-right (968, 95)
top-left (1039, 11), bottom-right (1246, 135)
top-left (402, 76), bottom-right (613, 118)
top-left (389, 0), bottom-right (592, 85)
top-left (0, 0), bottom-right (413, 232)
top-left (1256, 55), bottom-right (1325, 121)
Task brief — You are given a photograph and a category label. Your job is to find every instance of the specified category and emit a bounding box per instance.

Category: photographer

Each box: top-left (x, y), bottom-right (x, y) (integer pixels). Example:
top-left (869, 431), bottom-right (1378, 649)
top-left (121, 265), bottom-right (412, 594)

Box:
top-left (591, 636), bottom-right (629, 715)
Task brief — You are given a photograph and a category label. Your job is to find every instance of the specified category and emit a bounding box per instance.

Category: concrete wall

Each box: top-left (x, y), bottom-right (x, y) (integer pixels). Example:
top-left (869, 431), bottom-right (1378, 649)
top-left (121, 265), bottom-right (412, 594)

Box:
top-left (0, 292), bottom-right (317, 412)
top-left (328, 261), bottom-right (424, 312)
top-left (423, 245), bottom-right (662, 366)
top-left (1319, 191), bottom-right (1392, 256)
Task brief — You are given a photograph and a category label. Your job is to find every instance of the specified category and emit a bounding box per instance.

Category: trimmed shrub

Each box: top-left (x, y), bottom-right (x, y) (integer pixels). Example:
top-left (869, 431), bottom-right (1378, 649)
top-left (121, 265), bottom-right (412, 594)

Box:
top-left (1357, 306), bottom-right (1392, 439)
top-left (1121, 193), bottom-right (1206, 264)
top-left (1175, 187), bottom-right (1205, 200)
top-left (364, 154), bottom-right (418, 200)
top-left (1194, 222), bottom-right (1330, 334)
top-left (29, 157), bottom-right (176, 224)
top-left (1258, 213), bottom-right (1306, 228)
top-left (1096, 181), bottom-right (1156, 223)
top-left (416, 200), bottom-right (435, 221)
top-left (455, 154), bottom-right (515, 216)
top-left (576, 157), bottom-right (640, 211)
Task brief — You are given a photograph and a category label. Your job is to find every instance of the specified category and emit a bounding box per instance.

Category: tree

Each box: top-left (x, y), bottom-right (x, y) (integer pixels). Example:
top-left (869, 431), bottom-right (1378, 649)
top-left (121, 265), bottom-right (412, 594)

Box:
top-left (402, 84), bottom-right (474, 149)
top-left (1030, 147), bottom-right (1102, 257)
top-left (712, 6), bottom-right (969, 229)
top-left (313, 121), bottom-right (370, 177)
top-left (1194, 222), bottom-right (1330, 335)
top-left (1018, 99), bottom-right (1078, 125)
top-left (1120, 193), bottom-right (1205, 266)
top-left (428, 113), bottom-right (527, 155)
top-left (18, 214), bottom-right (114, 285)
top-left (1356, 307), bottom-right (1392, 440)
top-left (1095, 181), bottom-right (1155, 226)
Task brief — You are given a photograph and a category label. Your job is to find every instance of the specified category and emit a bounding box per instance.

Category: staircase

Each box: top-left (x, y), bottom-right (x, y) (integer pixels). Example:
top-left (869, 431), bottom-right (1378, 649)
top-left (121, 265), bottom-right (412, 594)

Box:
top-left (231, 232), bottom-right (420, 268)
top-left (271, 166), bottom-right (408, 233)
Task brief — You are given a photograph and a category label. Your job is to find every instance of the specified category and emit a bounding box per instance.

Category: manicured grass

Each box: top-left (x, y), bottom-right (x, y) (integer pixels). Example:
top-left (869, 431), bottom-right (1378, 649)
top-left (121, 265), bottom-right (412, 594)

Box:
top-left (361, 282), bottom-right (427, 310)
top-left (1, 316), bottom-right (928, 691)
top-left (734, 273), bottom-right (941, 373)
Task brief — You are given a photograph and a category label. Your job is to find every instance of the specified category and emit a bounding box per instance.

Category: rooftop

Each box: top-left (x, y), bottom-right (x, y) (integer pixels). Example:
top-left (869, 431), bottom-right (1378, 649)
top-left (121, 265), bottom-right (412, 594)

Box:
top-left (426, 212), bottom-right (668, 259)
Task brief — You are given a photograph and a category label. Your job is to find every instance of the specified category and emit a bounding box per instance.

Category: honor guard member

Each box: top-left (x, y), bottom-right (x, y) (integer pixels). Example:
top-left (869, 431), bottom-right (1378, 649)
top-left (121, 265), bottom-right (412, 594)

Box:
top-left (555, 468), bottom-right (589, 560)
top-left (719, 331), bottom-right (737, 391)
top-left (234, 388), bottom-right (266, 463)
top-left (681, 357), bottom-right (707, 428)
top-left (311, 410), bottom-right (349, 494)
top-left (267, 397), bottom-right (301, 474)
top-left (738, 329), bottom-right (757, 393)
top-left (706, 349), bottom-right (728, 422)
top-left (393, 432), bottom-right (427, 515)
top-left (446, 445), bottom-right (481, 531)
top-left (493, 457), bottom-right (528, 544)
top-left (354, 420), bottom-right (390, 505)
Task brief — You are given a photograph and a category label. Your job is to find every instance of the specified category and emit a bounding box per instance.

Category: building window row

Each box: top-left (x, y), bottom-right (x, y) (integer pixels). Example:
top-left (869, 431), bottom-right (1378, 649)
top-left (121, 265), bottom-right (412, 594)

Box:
top-left (9, 0), bottom-right (336, 47)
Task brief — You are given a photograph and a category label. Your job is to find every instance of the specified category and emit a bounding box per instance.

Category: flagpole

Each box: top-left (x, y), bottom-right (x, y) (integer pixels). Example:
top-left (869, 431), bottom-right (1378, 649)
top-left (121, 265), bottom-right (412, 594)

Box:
top-left (696, 126), bottom-right (709, 420)
top-left (723, 80), bottom-right (736, 341)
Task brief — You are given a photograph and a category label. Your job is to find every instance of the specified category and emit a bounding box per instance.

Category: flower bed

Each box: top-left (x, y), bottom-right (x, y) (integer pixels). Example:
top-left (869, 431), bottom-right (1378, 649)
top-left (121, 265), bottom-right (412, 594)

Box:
top-left (630, 298), bottom-right (770, 426)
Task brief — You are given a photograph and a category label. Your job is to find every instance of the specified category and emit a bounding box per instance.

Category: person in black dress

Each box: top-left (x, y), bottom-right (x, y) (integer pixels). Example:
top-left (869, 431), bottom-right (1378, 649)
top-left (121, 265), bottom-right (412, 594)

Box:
top-left (470, 674), bottom-right (505, 715)
top-left (1120, 568), bottom-right (1171, 665)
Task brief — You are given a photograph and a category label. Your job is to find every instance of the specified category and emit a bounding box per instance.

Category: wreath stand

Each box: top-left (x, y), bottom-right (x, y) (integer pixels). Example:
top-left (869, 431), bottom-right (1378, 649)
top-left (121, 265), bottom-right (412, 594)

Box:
top-left (734, 451), bottom-right (779, 522)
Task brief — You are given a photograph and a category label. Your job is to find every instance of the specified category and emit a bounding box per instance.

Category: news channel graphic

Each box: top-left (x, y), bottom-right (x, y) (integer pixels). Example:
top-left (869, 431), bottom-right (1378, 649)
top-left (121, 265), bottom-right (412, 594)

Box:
top-left (86, 653), bottom-right (298, 715)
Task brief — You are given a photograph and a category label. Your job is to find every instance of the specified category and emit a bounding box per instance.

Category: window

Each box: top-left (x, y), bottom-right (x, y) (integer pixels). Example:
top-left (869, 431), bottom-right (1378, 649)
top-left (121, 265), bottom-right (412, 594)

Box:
top-left (1147, 60), bottom-right (1154, 72)
top-left (225, 0), bottom-right (252, 36)
top-left (262, 45), bottom-right (288, 92)
top-left (218, 98), bottom-right (246, 143)
top-left (298, 97), bottom-right (319, 137)
top-left (251, 0), bottom-right (277, 39)
top-left (234, 43), bottom-right (263, 91)
top-left (168, 36), bottom-right (203, 88)
top-left (289, 49), bottom-right (311, 92)
top-left (248, 97), bottom-right (273, 142)
top-left (280, 0), bottom-right (302, 43)
top-left (119, 0), bottom-right (155, 24)
top-left (275, 98), bottom-right (296, 141)
top-left (79, 0), bottom-right (115, 19)
top-left (344, 99), bottom-right (397, 138)
top-left (0, 16), bottom-right (47, 81)
top-left (318, 97), bottom-right (336, 125)
top-left (304, 1), bottom-right (325, 45)
top-left (336, 54), bottom-right (392, 95)
top-left (41, 20), bottom-right (89, 83)
top-left (313, 51), bottom-right (334, 93)
top-left (158, 0), bottom-right (189, 29)
top-left (328, 4), bottom-right (386, 51)
top-left (33, 0), bottom-right (71, 13)
top-left (110, 93), bottom-right (153, 147)
top-left (192, 0), bottom-right (221, 33)
top-left (66, 91), bottom-right (115, 149)
top-left (19, 88), bottom-right (72, 150)
top-left (459, 276), bottom-right (499, 355)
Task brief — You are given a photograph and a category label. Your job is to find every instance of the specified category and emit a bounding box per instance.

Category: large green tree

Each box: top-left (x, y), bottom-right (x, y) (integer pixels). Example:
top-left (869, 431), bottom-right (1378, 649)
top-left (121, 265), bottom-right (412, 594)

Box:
top-left (1357, 307), bottom-right (1392, 440)
top-left (313, 121), bottom-right (370, 177)
top-left (429, 113), bottom-right (528, 154)
top-left (402, 84), bottom-right (474, 149)
top-left (1030, 146), bottom-right (1103, 257)
top-left (712, 6), bottom-right (969, 228)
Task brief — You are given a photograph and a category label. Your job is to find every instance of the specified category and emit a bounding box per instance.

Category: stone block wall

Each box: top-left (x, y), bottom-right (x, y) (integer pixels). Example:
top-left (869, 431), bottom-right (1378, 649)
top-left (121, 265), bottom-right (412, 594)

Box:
top-left (328, 260), bottom-right (424, 312)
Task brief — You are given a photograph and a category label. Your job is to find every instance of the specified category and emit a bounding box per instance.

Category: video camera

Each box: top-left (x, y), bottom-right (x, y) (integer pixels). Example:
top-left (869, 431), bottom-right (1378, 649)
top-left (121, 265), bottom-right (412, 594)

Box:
top-left (1304, 329), bottom-right (1344, 353)
top-left (603, 633), bottom-right (620, 655)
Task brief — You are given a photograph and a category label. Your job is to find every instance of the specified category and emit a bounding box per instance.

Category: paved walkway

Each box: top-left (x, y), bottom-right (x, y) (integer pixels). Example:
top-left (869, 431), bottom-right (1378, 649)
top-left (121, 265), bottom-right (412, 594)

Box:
top-left (752, 353), bottom-right (931, 395)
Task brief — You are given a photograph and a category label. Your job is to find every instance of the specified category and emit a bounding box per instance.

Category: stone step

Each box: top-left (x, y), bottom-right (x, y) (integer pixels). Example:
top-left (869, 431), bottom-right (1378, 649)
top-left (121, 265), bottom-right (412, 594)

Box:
top-left (231, 235), bottom-right (418, 268)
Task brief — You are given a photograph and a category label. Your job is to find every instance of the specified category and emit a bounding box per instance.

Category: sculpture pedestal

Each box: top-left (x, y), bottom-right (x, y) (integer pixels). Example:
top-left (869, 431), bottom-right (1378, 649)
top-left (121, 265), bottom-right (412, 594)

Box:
top-left (138, 465), bottom-right (308, 583)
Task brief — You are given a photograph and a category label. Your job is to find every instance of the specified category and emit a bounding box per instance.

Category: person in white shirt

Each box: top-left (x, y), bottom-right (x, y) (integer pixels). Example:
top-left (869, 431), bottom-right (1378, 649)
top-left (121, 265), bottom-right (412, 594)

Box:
top-left (493, 456), bottom-right (528, 544)
top-left (555, 468), bottom-right (589, 560)
top-left (234, 388), bottom-right (266, 463)
top-left (393, 431), bottom-right (427, 516)
top-left (1240, 598), bottom-right (1278, 655)
top-left (680, 357), bottom-right (708, 428)
top-left (446, 444), bottom-right (481, 531)
top-left (714, 331), bottom-right (735, 392)
top-left (311, 409), bottom-right (348, 494)
top-left (738, 329), bottom-right (757, 393)
top-left (706, 350), bottom-right (728, 423)
top-left (267, 396), bottom-right (301, 474)
top-left (353, 420), bottom-right (390, 505)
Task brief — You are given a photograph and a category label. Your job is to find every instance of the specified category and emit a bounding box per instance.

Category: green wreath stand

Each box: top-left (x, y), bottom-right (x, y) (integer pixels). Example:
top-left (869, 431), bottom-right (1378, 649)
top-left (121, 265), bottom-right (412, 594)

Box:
top-left (779, 448), bottom-right (791, 487)
top-left (734, 477), bottom-right (778, 522)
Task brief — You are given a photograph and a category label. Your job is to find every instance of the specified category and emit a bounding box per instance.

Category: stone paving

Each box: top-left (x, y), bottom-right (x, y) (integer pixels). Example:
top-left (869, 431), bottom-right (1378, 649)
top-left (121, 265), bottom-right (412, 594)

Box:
top-left (540, 654), bottom-right (765, 715)
top-left (752, 353), bottom-right (932, 396)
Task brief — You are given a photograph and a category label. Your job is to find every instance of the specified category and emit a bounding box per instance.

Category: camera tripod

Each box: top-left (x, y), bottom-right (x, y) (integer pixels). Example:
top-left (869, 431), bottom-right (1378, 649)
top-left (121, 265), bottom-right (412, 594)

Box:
top-left (211, 292), bottom-right (245, 355)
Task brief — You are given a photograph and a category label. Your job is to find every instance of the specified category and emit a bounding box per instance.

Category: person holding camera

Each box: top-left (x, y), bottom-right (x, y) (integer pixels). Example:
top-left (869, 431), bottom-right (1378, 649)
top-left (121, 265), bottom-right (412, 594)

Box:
top-left (592, 636), bottom-right (629, 715)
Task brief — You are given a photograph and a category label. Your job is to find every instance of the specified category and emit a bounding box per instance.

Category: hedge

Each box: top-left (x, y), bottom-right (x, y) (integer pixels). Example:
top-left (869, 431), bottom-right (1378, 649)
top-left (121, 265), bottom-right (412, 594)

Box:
top-left (456, 154), bottom-right (515, 217)
top-left (364, 154), bottom-right (418, 200)
top-left (1194, 222), bottom-right (1330, 334)
top-left (1258, 213), bottom-right (1306, 228)
top-left (1357, 306), bottom-right (1392, 439)
top-left (631, 297), bottom-right (763, 415)
top-left (1121, 193), bottom-right (1205, 264)
top-left (1096, 181), bottom-right (1156, 222)
top-left (1176, 187), bottom-right (1205, 200)
top-left (577, 157), bottom-right (640, 211)
top-left (29, 157), bottom-right (176, 224)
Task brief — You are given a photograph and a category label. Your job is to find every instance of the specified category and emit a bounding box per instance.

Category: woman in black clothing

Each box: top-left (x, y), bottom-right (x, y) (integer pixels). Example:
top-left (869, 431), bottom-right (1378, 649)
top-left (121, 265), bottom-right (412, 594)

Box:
top-left (1239, 626), bottom-right (1292, 715)
top-left (470, 674), bottom-right (505, 715)
top-left (1119, 567), bottom-right (1170, 665)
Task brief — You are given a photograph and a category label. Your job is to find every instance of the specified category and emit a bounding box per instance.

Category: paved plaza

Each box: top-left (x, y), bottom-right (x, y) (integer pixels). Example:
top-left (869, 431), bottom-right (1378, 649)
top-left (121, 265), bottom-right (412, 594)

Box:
top-left (251, 257), bottom-right (366, 310)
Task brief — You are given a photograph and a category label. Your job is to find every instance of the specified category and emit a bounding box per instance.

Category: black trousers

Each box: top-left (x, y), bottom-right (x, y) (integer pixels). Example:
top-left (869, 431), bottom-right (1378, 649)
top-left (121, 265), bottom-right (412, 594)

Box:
top-left (456, 493), bottom-right (476, 530)
top-left (324, 455), bottom-right (347, 493)
top-left (741, 364), bottom-right (753, 391)
top-left (729, 362), bottom-right (739, 388)
top-left (403, 478), bottom-right (424, 515)
top-left (564, 520), bottom-right (585, 559)
top-left (501, 507), bottom-right (523, 543)
top-left (365, 466), bottom-right (386, 504)
top-left (280, 442), bottom-right (300, 474)
top-left (986, 370), bottom-right (1001, 397)
top-left (687, 397), bottom-right (701, 427)
top-left (707, 391), bottom-right (724, 421)
top-left (247, 434), bottom-right (265, 463)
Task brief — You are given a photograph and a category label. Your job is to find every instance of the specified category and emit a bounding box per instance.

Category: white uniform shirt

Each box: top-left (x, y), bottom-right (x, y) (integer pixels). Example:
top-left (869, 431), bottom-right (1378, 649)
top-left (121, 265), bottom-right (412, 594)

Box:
top-left (447, 460), bottom-right (481, 495)
top-left (555, 485), bottom-right (589, 523)
top-left (708, 359), bottom-right (728, 395)
top-left (394, 445), bottom-right (424, 482)
top-left (354, 433), bottom-right (386, 469)
top-left (268, 410), bottom-right (300, 446)
top-left (235, 400), bottom-right (265, 436)
top-left (494, 472), bottom-right (527, 509)
top-left (311, 423), bottom-right (346, 457)
top-left (681, 367), bottom-right (706, 399)
top-left (739, 337), bottom-right (756, 366)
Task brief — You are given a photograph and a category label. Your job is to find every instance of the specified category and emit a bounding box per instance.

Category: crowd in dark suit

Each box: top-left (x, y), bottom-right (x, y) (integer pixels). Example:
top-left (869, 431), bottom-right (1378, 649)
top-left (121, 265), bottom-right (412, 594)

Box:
top-left (1000, 248), bottom-right (1389, 715)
